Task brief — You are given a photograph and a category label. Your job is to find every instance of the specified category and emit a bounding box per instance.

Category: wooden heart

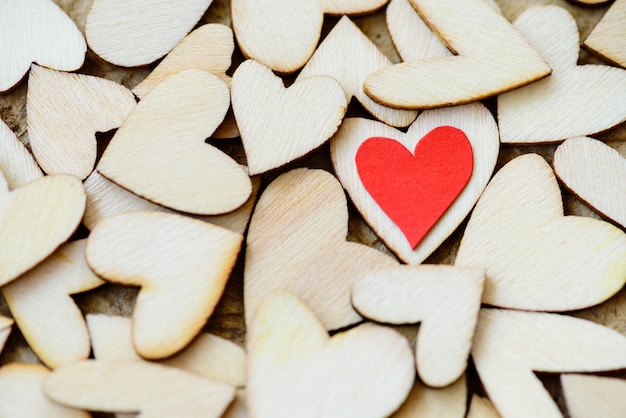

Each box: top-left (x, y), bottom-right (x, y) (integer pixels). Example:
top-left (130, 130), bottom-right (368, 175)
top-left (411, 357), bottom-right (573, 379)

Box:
top-left (584, 0), bottom-right (626, 68)
top-left (0, 119), bottom-right (42, 190)
top-left (455, 154), bottom-right (626, 311)
top-left (244, 168), bottom-right (398, 331)
top-left (86, 211), bottom-right (242, 359)
top-left (392, 376), bottom-right (467, 417)
top-left (0, 363), bottom-right (89, 418)
top-left (297, 16), bottom-right (417, 128)
top-left (331, 103), bottom-right (499, 264)
top-left (85, 0), bottom-right (213, 67)
top-left (232, 60), bottom-right (347, 175)
top-left (498, 6), bottom-right (626, 143)
top-left (97, 69), bottom-right (252, 215)
top-left (2, 240), bottom-right (103, 368)
top-left (0, 0), bottom-right (86, 92)
top-left (0, 172), bottom-right (85, 286)
top-left (231, 0), bottom-right (388, 73)
top-left (27, 65), bottom-right (136, 180)
top-left (562, 374), bottom-right (626, 418)
top-left (247, 292), bottom-right (414, 418)
top-left (472, 309), bottom-right (626, 418)
top-left (45, 360), bottom-right (235, 418)
top-left (352, 265), bottom-right (484, 387)
top-left (0, 317), bottom-right (13, 354)
top-left (364, 0), bottom-right (551, 109)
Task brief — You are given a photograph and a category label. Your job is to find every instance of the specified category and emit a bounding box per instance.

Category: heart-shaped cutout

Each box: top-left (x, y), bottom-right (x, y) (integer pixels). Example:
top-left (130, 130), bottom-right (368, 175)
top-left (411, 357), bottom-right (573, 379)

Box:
top-left (584, 0), bottom-right (626, 68)
top-left (247, 292), bottom-right (414, 418)
top-left (456, 154), bottom-right (626, 311)
top-left (97, 69), bottom-right (252, 215)
top-left (0, 120), bottom-right (42, 190)
top-left (28, 65), bottom-right (136, 180)
top-left (245, 168), bottom-right (398, 331)
top-left (86, 211), bottom-right (242, 359)
top-left (331, 102), bottom-right (499, 264)
top-left (232, 60), bottom-right (347, 175)
top-left (0, 0), bottom-right (86, 92)
top-left (498, 6), bottom-right (626, 143)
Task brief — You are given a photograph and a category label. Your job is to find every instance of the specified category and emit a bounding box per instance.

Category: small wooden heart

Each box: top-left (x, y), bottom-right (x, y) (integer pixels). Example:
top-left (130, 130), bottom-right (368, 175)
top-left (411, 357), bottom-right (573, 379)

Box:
top-left (584, 0), bottom-right (626, 68)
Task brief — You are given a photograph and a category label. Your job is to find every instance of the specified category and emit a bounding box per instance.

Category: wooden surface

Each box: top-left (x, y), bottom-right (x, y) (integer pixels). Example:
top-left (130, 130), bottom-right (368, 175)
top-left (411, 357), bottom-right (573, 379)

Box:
top-left (0, 0), bottom-right (624, 416)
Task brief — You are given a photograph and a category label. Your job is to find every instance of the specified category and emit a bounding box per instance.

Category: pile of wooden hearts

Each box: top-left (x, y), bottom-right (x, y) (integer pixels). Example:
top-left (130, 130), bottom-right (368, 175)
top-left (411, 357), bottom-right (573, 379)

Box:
top-left (0, 0), bottom-right (625, 417)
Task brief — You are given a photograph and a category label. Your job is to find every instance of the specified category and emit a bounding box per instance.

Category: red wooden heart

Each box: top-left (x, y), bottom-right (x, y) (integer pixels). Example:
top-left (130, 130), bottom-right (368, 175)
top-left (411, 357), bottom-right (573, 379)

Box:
top-left (355, 126), bottom-right (473, 249)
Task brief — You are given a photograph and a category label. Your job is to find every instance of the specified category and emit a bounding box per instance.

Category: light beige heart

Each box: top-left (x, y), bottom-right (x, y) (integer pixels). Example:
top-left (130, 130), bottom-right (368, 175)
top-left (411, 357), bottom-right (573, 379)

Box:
top-left (584, 0), bottom-right (626, 68)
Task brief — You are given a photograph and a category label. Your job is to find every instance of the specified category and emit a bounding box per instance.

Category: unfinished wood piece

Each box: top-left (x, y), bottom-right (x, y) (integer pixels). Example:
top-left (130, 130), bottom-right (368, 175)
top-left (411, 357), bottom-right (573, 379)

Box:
top-left (247, 292), bottom-right (414, 418)
top-left (45, 360), bottom-right (235, 418)
top-left (584, 0), bottom-right (626, 68)
top-left (364, 0), bottom-right (551, 109)
top-left (2, 240), bottom-right (104, 369)
top-left (498, 6), bottom-right (626, 143)
top-left (0, 316), bottom-right (13, 354)
top-left (245, 168), bottom-right (398, 331)
top-left (98, 70), bottom-right (251, 215)
top-left (0, 172), bottom-right (85, 287)
top-left (0, 0), bottom-right (86, 92)
top-left (455, 154), bottom-right (626, 311)
top-left (562, 374), bottom-right (626, 418)
top-left (467, 395), bottom-right (500, 418)
top-left (83, 170), bottom-right (260, 235)
top-left (392, 375), bottom-right (466, 417)
top-left (0, 120), bottom-right (42, 189)
top-left (472, 309), bottom-right (626, 418)
top-left (86, 211), bottom-right (242, 359)
top-left (331, 103), bottom-right (498, 264)
top-left (554, 137), bottom-right (626, 229)
top-left (353, 266), bottom-right (484, 387)
top-left (27, 65), bottom-right (136, 180)
top-left (232, 60), bottom-right (347, 175)
top-left (297, 16), bottom-right (417, 128)
top-left (87, 314), bottom-right (246, 387)
top-left (0, 363), bottom-right (90, 418)
top-left (85, 0), bottom-right (213, 67)
top-left (231, 0), bottom-right (388, 74)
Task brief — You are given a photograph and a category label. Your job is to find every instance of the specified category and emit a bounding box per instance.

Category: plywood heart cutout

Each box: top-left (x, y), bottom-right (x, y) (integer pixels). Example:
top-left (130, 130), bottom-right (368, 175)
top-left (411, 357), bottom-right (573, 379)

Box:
top-left (584, 0), bottom-right (626, 68)
top-left (554, 136), bottom-right (626, 229)
top-left (498, 6), bottom-right (626, 143)
top-left (0, 120), bottom-right (42, 190)
top-left (231, 0), bottom-right (388, 73)
top-left (0, 317), bottom-right (13, 354)
top-left (245, 168), bottom-right (398, 331)
top-left (98, 69), bottom-right (252, 215)
top-left (331, 102), bottom-right (499, 264)
top-left (0, 172), bottom-right (85, 286)
top-left (472, 309), bottom-right (626, 418)
top-left (364, 0), bottom-right (551, 109)
top-left (232, 60), bottom-right (347, 175)
top-left (562, 374), bottom-right (626, 418)
top-left (247, 292), bottom-right (414, 418)
top-left (392, 375), bottom-right (467, 418)
top-left (2, 240), bottom-right (104, 368)
top-left (0, 363), bottom-right (90, 418)
top-left (45, 360), bottom-right (235, 418)
top-left (297, 16), bottom-right (417, 128)
top-left (86, 211), bottom-right (242, 359)
top-left (352, 265), bottom-right (484, 387)
top-left (455, 153), bottom-right (626, 311)
top-left (27, 65), bottom-right (136, 180)
top-left (0, 0), bottom-right (86, 92)
top-left (85, 0), bottom-right (213, 67)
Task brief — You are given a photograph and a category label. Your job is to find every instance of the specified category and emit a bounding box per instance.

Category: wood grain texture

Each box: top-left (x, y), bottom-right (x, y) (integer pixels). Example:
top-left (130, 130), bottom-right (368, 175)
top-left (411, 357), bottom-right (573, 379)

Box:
top-left (98, 69), bottom-right (252, 215)
top-left (364, 0), bottom-right (551, 109)
top-left (352, 265), bottom-right (484, 387)
top-left (0, 0), bottom-right (86, 92)
top-left (331, 103), bottom-right (499, 264)
top-left (85, 0), bottom-right (213, 67)
top-left (246, 292), bottom-right (414, 418)
top-left (45, 360), bottom-right (235, 418)
top-left (584, 0), bottom-right (626, 68)
top-left (0, 363), bottom-right (90, 418)
top-left (0, 316), bottom-right (13, 355)
top-left (456, 154), bottom-right (626, 311)
top-left (467, 395), bottom-right (500, 418)
top-left (554, 136), bottom-right (626, 229)
top-left (473, 309), bottom-right (626, 418)
top-left (0, 119), bottom-right (42, 190)
top-left (562, 374), bottom-right (626, 418)
top-left (498, 6), bottom-right (626, 143)
top-left (392, 376), bottom-right (467, 418)
top-left (244, 168), bottom-right (397, 331)
top-left (297, 16), bottom-right (417, 128)
top-left (27, 65), bottom-right (136, 179)
top-left (86, 211), bottom-right (242, 359)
